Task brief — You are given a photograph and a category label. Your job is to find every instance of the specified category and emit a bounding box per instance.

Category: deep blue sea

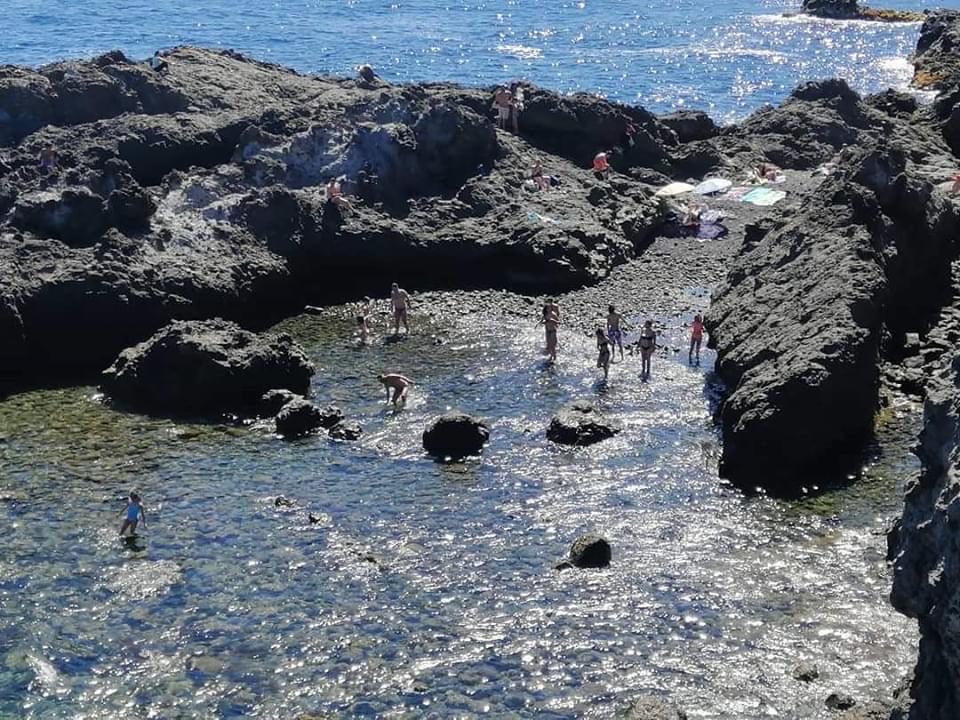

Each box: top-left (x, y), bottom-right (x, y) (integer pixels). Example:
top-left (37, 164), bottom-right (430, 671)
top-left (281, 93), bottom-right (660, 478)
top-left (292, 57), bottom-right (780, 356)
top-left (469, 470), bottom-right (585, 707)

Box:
top-left (4, 0), bottom-right (959, 121)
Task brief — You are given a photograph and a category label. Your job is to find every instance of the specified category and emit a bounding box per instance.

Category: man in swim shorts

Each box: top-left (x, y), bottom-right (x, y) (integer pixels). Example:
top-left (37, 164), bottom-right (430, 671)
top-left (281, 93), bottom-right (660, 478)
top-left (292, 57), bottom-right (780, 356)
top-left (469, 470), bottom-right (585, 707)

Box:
top-left (378, 373), bottom-right (412, 407)
top-left (606, 304), bottom-right (624, 361)
top-left (493, 87), bottom-right (513, 130)
top-left (391, 282), bottom-right (411, 335)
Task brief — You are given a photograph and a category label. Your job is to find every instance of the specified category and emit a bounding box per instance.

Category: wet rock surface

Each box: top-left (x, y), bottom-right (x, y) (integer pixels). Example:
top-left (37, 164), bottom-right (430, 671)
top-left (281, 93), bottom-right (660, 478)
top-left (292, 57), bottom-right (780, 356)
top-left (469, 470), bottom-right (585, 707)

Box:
top-left (558, 534), bottom-right (612, 570)
top-left (328, 420), bottom-right (363, 441)
top-left (422, 411), bottom-right (490, 459)
top-left (546, 401), bottom-right (620, 446)
top-left (623, 696), bottom-right (688, 720)
top-left (100, 319), bottom-right (313, 417)
top-left (275, 398), bottom-right (325, 438)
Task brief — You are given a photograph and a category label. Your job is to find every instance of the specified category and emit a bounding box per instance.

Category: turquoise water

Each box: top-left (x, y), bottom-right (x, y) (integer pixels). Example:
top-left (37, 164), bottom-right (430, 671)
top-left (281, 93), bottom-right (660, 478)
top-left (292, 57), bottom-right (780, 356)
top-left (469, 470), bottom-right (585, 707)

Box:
top-left (0, 304), bottom-right (919, 718)
top-left (3, 0), bottom-right (958, 121)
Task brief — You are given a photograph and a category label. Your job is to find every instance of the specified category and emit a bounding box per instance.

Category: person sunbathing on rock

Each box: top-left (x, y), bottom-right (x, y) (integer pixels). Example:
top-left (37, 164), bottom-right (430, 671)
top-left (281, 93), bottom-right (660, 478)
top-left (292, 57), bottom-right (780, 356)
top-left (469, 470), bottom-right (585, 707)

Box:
top-left (593, 151), bottom-right (611, 179)
top-left (325, 178), bottom-right (353, 212)
top-left (531, 161), bottom-right (549, 191)
top-left (378, 373), bottom-right (412, 407)
top-left (492, 87), bottom-right (513, 130)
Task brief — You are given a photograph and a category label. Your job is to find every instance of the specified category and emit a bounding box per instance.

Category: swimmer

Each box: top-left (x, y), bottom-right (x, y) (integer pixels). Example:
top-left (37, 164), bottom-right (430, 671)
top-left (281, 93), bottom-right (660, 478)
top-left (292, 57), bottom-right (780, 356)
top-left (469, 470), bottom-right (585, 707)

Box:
top-left (689, 313), bottom-right (705, 365)
top-left (596, 328), bottom-right (611, 380)
top-left (119, 491), bottom-right (147, 536)
top-left (638, 320), bottom-right (657, 380)
top-left (378, 373), bottom-right (412, 407)
top-left (390, 283), bottom-right (411, 335)
top-left (606, 304), bottom-right (624, 361)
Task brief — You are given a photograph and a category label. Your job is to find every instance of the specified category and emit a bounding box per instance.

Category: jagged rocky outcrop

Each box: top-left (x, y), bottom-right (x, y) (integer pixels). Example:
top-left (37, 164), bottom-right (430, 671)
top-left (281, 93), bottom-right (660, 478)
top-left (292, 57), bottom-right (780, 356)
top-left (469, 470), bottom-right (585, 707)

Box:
top-left (889, 289), bottom-right (960, 719)
top-left (547, 401), bottom-right (621, 446)
top-left (800, 0), bottom-right (923, 22)
top-left (913, 11), bottom-right (960, 90)
top-left (0, 46), bottom-right (668, 385)
top-left (706, 79), bottom-right (960, 494)
top-left (100, 318), bottom-right (313, 416)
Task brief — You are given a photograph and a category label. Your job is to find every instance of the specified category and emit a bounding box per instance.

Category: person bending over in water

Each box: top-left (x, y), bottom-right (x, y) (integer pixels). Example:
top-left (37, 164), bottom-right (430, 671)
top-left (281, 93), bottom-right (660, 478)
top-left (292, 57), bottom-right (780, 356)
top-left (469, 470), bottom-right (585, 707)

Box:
top-left (119, 491), bottom-right (147, 536)
top-left (596, 328), bottom-right (611, 380)
top-left (638, 320), bottom-right (657, 380)
top-left (606, 304), bottom-right (624, 361)
top-left (689, 313), bottom-right (704, 365)
top-left (378, 373), bottom-right (412, 407)
top-left (390, 282), bottom-right (411, 335)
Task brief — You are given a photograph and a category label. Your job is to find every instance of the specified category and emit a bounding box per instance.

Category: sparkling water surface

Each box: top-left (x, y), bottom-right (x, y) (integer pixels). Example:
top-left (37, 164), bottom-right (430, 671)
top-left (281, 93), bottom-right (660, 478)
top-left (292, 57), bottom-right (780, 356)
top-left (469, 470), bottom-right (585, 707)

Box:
top-left (3, 0), bottom-right (958, 121)
top-left (0, 0), bottom-right (945, 716)
top-left (0, 309), bottom-right (920, 718)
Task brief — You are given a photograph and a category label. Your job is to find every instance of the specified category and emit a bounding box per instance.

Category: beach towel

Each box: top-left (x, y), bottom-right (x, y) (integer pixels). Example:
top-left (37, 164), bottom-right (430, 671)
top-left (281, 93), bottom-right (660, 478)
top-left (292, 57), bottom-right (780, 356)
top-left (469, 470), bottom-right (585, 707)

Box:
top-left (741, 187), bottom-right (786, 206)
top-left (694, 178), bottom-right (732, 195)
top-left (724, 186), bottom-right (753, 201)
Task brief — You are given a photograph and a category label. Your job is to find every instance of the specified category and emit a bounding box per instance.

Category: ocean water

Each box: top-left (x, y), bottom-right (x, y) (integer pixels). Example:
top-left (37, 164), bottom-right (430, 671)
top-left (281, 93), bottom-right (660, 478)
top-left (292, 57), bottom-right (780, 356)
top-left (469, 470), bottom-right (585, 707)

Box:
top-left (3, 0), bottom-right (958, 122)
top-left (0, 1), bottom-right (947, 717)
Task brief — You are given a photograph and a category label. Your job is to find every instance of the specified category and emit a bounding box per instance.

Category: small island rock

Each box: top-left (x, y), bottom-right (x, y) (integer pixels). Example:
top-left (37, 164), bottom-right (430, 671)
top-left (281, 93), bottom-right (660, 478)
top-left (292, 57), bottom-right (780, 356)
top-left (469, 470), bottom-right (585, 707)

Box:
top-left (422, 411), bottom-right (490, 459)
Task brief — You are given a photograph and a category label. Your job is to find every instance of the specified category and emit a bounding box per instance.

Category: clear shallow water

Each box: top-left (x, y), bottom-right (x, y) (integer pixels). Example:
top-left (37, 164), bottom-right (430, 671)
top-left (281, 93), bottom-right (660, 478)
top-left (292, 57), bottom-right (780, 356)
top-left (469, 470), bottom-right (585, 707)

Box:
top-left (3, 0), bottom-right (958, 121)
top-left (0, 308), bottom-right (918, 718)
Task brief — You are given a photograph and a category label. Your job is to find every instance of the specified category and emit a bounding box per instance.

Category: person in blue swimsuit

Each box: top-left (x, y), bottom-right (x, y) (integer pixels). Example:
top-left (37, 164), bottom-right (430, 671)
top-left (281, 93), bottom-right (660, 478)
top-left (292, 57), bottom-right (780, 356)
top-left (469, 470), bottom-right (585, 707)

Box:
top-left (119, 491), bottom-right (147, 536)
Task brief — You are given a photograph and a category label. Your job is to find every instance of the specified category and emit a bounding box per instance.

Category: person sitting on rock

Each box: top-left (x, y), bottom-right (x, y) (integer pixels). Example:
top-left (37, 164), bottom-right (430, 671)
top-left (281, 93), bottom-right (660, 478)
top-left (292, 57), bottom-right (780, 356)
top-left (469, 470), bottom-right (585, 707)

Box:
top-left (148, 51), bottom-right (169, 73)
top-left (325, 177), bottom-right (353, 212)
top-left (357, 64), bottom-right (378, 84)
top-left (509, 81), bottom-right (525, 133)
top-left (38, 146), bottom-right (57, 175)
top-left (492, 87), bottom-right (513, 130)
top-left (593, 151), bottom-right (611, 180)
top-left (623, 121), bottom-right (638, 148)
top-left (751, 161), bottom-right (781, 183)
top-left (378, 373), bottom-right (412, 407)
top-left (531, 161), bottom-right (549, 191)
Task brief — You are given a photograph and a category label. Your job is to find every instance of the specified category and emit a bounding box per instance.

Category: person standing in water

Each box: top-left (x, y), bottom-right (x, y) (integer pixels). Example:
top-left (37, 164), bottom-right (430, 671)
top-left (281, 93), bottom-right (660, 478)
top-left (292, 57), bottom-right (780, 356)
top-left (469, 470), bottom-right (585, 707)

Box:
top-left (378, 373), bottom-right (412, 407)
top-left (119, 491), bottom-right (147, 536)
top-left (390, 283), bottom-right (411, 335)
top-left (596, 328), bottom-right (611, 381)
top-left (538, 300), bottom-right (560, 362)
top-left (356, 296), bottom-right (375, 344)
top-left (606, 305), bottom-right (624, 361)
top-left (638, 320), bottom-right (657, 380)
top-left (689, 313), bottom-right (705, 365)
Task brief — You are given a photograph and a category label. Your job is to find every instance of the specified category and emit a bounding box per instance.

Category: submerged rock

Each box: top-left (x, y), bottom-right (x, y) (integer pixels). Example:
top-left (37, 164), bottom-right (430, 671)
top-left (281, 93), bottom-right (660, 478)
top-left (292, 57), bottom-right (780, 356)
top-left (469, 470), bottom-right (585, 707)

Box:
top-left (328, 420), bottom-right (363, 441)
top-left (258, 388), bottom-right (301, 417)
top-left (793, 663), bottom-right (820, 682)
top-left (422, 411), bottom-right (490, 459)
top-left (826, 692), bottom-right (857, 711)
top-left (624, 696), bottom-right (687, 720)
top-left (100, 319), bottom-right (313, 417)
top-left (546, 401), bottom-right (620, 446)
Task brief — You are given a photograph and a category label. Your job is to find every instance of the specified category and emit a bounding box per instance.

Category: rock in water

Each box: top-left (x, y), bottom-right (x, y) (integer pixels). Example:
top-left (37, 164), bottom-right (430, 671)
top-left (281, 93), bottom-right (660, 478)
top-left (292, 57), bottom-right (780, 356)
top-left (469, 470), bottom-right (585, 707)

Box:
top-left (913, 10), bottom-right (960, 89)
top-left (825, 692), bottom-right (857, 711)
top-left (801, 0), bottom-right (859, 18)
top-left (258, 389), bottom-right (302, 417)
top-left (792, 663), bottom-right (820, 683)
top-left (422, 412), bottom-right (490, 459)
top-left (890, 354), bottom-right (960, 719)
top-left (624, 697), bottom-right (688, 720)
top-left (546, 402), bottom-right (620, 446)
top-left (275, 398), bottom-right (324, 438)
top-left (100, 319), bottom-right (313, 417)
top-left (329, 421), bottom-right (363, 441)
top-left (566, 534), bottom-right (612, 569)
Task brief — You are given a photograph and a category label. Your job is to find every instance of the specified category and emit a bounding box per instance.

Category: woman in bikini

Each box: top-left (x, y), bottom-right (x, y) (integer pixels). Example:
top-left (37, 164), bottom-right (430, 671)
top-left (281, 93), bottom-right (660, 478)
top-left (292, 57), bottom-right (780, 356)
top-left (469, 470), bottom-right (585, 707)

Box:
top-left (638, 320), bottom-right (657, 380)
top-left (596, 328), bottom-right (611, 380)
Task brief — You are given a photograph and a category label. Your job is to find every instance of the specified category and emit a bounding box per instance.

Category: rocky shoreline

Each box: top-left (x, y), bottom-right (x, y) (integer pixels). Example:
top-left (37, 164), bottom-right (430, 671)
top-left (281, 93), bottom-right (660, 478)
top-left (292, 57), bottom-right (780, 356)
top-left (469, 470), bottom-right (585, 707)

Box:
top-left (4, 9), bottom-right (960, 718)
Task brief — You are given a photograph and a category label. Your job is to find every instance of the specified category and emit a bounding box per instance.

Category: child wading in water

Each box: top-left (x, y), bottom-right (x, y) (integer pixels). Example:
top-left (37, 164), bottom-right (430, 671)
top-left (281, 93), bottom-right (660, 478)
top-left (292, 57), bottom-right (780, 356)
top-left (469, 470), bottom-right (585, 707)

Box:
top-left (596, 328), bottom-right (611, 380)
top-left (689, 313), bottom-right (705, 365)
top-left (119, 491), bottom-right (147, 536)
top-left (638, 320), bottom-right (657, 380)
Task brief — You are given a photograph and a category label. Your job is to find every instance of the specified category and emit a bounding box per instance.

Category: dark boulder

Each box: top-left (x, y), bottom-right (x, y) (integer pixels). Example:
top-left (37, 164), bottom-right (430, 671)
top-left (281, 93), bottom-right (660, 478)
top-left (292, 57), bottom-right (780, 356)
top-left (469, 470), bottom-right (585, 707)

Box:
top-left (275, 398), bottom-right (324, 438)
top-left (100, 319), bottom-right (313, 416)
top-left (422, 411), bottom-right (490, 459)
top-left (624, 697), bottom-right (688, 720)
top-left (315, 404), bottom-right (344, 429)
top-left (793, 663), bottom-right (820, 682)
top-left (546, 402), bottom-right (620, 446)
top-left (106, 185), bottom-right (156, 229)
top-left (801, 0), bottom-right (859, 18)
top-left (258, 388), bottom-right (301, 417)
top-left (557, 534), bottom-right (612, 570)
top-left (826, 692), bottom-right (857, 711)
top-left (658, 110), bottom-right (718, 143)
top-left (329, 420), bottom-right (363, 441)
